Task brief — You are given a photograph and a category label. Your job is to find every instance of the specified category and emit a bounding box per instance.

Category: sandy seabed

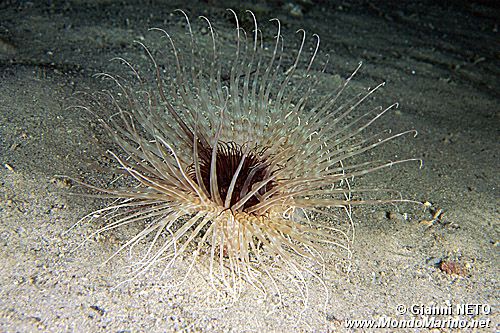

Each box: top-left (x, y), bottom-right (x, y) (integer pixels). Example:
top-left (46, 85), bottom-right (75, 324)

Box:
top-left (0, 1), bottom-right (498, 332)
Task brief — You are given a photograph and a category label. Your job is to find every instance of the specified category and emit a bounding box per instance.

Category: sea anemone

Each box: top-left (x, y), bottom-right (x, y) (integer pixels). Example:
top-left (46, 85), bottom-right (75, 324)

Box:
top-left (69, 10), bottom-right (419, 299)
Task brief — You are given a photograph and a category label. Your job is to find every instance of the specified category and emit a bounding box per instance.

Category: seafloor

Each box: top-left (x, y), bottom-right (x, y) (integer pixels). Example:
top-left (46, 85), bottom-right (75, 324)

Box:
top-left (0, 0), bottom-right (498, 332)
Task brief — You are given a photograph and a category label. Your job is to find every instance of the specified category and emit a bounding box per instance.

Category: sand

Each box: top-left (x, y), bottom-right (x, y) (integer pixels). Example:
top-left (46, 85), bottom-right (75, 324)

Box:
top-left (0, 1), bottom-right (498, 332)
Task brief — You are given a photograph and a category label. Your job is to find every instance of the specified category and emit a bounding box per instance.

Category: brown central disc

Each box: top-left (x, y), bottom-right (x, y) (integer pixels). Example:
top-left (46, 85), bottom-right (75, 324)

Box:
top-left (189, 142), bottom-right (275, 211)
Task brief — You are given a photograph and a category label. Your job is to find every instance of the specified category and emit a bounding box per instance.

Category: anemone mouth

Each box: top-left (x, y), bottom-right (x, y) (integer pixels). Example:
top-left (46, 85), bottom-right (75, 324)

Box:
top-left (187, 141), bottom-right (276, 212)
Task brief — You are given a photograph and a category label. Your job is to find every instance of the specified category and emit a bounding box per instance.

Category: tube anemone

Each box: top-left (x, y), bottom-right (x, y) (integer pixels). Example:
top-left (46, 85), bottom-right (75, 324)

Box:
top-left (69, 9), bottom-right (420, 299)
